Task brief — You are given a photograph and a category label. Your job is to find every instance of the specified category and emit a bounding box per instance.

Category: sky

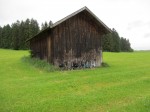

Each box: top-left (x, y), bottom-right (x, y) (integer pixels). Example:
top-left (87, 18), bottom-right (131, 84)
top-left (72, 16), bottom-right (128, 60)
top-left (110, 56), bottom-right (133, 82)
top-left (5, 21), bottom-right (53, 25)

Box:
top-left (0, 0), bottom-right (150, 50)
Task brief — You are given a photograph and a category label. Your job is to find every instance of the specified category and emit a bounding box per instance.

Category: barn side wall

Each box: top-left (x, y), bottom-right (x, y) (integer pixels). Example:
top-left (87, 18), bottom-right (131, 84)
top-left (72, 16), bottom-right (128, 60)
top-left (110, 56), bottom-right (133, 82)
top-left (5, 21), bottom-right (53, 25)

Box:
top-left (51, 11), bottom-right (104, 68)
top-left (30, 31), bottom-right (50, 61)
top-left (47, 34), bottom-right (52, 63)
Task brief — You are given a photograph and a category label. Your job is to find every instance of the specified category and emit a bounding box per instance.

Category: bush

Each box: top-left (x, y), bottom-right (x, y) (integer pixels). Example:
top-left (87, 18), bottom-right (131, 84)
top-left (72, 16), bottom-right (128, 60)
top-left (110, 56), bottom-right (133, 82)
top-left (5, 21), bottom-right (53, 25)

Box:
top-left (22, 56), bottom-right (60, 72)
top-left (29, 50), bottom-right (34, 58)
top-left (101, 62), bottom-right (110, 67)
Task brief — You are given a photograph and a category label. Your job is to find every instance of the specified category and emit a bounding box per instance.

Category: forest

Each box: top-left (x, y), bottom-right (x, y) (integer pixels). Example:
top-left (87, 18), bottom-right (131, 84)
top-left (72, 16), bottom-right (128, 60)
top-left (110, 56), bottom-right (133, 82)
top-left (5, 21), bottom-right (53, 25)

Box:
top-left (0, 19), bottom-right (52, 50)
top-left (102, 28), bottom-right (133, 52)
top-left (0, 19), bottom-right (133, 52)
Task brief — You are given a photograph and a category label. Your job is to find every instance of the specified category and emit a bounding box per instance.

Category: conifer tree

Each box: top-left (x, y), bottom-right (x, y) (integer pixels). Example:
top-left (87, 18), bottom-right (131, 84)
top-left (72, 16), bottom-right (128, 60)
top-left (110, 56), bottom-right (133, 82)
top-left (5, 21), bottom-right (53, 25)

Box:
top-left (11, 21), bottom-right (20, 50)
top-left (41, 21), bottom-right (48, 31)
top-left (0, 27), bottom-right (2, 47)
top-left (111, 28), bottom-right (120, 52)
top-left (102, 28), bottom-right (133, 52)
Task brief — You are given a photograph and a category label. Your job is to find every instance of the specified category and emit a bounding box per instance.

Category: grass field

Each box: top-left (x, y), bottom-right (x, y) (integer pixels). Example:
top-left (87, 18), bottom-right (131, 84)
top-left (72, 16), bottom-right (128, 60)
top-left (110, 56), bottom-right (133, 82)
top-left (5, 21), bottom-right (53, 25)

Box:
top-left (0, 49), bottom-right (150, 112)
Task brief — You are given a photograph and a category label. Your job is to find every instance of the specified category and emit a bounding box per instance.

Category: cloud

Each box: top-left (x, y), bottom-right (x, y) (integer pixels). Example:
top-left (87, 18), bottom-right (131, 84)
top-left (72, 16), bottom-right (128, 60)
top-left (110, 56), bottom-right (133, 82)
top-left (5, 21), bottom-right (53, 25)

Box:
top-left (127, 20), bottom-right (144, 30)
top-left (144, 33), bottom-right (150, 38)
top-left (147, 21), bottom-right (150, 28)
top-left (127, 20), bottom-right (150, 31)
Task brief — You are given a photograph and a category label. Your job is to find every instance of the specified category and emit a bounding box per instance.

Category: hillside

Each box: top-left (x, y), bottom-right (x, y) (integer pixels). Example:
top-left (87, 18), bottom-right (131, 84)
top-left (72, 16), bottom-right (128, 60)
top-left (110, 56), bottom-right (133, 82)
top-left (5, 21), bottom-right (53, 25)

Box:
top-left (0, 49), bottom-right (149, 112)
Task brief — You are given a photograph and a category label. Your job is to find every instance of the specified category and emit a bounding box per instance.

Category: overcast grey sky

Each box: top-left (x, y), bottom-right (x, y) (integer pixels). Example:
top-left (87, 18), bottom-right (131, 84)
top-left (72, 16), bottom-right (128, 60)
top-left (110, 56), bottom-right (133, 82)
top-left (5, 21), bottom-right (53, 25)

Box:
top-left (0, 0), bottom-right (150, 50)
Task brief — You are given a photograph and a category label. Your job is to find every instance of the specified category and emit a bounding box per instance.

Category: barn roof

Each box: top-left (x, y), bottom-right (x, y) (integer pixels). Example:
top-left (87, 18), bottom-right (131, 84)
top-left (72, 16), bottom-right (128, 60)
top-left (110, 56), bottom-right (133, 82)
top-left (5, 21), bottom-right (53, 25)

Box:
top-left (27, 6), bottom-right (111, 42)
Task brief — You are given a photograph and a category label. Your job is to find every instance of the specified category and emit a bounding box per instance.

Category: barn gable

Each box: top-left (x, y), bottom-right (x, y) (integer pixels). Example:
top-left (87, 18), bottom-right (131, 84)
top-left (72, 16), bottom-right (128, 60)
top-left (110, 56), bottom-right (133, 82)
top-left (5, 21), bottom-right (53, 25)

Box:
top-left (50, 6), bottom-right (111, 33)
top-left (28, 6), bottom-right (111, 69)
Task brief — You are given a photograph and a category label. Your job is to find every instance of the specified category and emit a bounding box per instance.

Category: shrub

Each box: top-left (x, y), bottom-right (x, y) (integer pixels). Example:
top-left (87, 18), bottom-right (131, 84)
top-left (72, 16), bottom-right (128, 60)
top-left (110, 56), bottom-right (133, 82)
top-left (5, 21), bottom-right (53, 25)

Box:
top-left (101, 62), bottom-right (110, 67)
top-left (22, 56), bottom-right (60, 72)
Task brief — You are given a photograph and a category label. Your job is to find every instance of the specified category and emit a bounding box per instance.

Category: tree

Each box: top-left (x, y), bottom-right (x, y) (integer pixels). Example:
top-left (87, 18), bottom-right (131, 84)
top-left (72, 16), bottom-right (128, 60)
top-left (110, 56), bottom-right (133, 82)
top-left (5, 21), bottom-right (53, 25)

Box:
top-left (11, 21), bottom-right (20, 50)
top-left (49, 20), bottom-right (53, 27)
top-left (102, 33), bottom-right (113, 51)
top-left (18, 21), bottom-right (26, 49)
top-left (120, 37), bottom-right (133, 52)
top-left (30, 19), bottom-right (40, 38)
top-left (23, 19), bottom-right (31, 49)
top-left (0, 26), bottom-right (2, 48)
top-left (0, 18), bottom-right (40, 50)
top-left (10, 19), bottom-right (40, 50)
top-left (1, 24), bottom-right (12, 48)
top-left (102, 28), bottom-right (120, 52)
top-left (111, 28), bottom-right (120, 52)
top-left (41, 21), bottom-right (48, 31)
top-left (102, 28), bottom-right (133, 52)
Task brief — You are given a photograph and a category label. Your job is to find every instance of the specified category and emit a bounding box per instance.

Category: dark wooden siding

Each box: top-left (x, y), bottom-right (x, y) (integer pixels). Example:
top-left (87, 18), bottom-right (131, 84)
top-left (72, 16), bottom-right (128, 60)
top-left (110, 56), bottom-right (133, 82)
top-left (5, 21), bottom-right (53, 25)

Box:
top-left (51, 11), bottom-right (103, 67)
top-left (30, 32), bottom-right (49, 60)
top-left (29, 11), bottom-right (108, 68)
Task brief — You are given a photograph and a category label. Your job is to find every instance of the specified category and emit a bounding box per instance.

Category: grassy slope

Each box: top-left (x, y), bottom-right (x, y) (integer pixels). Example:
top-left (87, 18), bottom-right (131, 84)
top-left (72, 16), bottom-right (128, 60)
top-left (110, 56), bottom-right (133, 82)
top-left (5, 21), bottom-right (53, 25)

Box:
top-left (0, 49), bottom-right (149, 112)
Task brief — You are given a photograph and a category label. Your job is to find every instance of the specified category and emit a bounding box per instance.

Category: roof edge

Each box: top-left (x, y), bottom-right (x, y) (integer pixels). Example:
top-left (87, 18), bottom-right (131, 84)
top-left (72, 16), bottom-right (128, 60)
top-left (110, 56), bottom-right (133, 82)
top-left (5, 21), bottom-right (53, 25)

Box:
top-left (84, 7), bottom-right (112, 33)
top-left (50, 6), bottom-right (87, 28)
top-left (51, 6), bottom-right (111, 33)
top-left (26, 26), bottom-right (50, 42)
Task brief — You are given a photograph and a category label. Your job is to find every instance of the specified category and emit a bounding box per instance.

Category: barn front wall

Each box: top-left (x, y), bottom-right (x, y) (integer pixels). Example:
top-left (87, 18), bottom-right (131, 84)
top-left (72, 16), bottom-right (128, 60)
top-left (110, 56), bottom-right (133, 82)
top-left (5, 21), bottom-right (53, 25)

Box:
top-left (51, 11), bottom-right (103, 68)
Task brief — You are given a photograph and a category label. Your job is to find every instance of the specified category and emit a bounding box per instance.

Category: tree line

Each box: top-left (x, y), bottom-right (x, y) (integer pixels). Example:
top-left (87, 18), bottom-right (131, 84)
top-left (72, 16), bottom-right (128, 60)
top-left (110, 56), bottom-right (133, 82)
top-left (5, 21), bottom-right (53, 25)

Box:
top-left (0, 19), bottom-right (133, 52)
top-left (0, 19), bottom-right (51, 50)
top-left (102, 28), bottom-right (133, 52)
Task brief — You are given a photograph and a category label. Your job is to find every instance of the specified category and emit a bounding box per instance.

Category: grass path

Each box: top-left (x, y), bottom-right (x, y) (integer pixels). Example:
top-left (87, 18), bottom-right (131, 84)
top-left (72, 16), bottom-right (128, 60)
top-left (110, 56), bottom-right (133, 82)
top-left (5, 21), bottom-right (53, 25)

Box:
top-left (0, 49), bottom-right (150, 112)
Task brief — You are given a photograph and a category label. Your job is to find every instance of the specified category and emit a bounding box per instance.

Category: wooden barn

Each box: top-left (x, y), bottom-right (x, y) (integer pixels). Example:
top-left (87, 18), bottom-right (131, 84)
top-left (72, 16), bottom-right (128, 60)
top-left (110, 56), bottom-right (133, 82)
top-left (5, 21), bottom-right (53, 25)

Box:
top-left (27, 6), bottom-right (111, 69)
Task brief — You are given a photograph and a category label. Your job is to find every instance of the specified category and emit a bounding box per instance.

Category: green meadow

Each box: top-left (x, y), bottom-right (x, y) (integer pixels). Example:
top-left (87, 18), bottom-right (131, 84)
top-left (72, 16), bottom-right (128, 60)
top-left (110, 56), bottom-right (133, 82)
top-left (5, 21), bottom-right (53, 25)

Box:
top-left (0, 49), bottom-right (150, 112)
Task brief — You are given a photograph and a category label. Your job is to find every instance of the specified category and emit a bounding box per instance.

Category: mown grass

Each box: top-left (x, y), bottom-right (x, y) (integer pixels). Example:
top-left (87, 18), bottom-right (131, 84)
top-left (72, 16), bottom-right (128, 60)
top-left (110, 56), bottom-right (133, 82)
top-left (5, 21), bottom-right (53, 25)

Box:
top-left (0, 49), bottom-right (150, 112)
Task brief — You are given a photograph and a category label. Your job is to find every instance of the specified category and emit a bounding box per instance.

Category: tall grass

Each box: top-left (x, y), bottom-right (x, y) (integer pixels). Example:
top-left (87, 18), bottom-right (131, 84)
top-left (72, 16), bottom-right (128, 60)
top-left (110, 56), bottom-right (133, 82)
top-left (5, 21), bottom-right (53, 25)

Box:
top-left (22, 56), bottom-right (60, 72)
